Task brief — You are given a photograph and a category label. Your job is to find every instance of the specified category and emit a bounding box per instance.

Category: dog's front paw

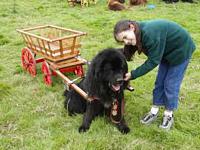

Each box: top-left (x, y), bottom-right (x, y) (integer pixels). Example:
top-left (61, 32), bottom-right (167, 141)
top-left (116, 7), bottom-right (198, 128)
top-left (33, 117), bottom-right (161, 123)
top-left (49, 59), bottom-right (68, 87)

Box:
top-left (120, 126), bottom-right (130, 134)
top-left (117, 124), bottom-right (130, 134)
top-left (78, 125), bottom-right (89, 133)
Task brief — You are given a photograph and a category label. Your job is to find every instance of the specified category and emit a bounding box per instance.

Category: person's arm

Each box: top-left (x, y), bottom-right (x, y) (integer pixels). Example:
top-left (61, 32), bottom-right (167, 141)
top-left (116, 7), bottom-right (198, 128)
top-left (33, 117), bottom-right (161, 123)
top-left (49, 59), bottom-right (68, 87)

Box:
top-left (130, 39), bottom-right (166, 80)
top-left (131, 57), bottom-right (158, 80)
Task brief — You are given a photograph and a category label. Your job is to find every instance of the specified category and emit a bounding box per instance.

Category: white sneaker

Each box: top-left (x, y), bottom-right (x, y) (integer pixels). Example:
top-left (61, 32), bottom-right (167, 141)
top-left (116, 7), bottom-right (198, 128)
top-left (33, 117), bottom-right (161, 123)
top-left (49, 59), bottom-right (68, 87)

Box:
top-left (159, 115), bottom-right (174, 131)
top-left (140, 112), bottom-right (158, 125)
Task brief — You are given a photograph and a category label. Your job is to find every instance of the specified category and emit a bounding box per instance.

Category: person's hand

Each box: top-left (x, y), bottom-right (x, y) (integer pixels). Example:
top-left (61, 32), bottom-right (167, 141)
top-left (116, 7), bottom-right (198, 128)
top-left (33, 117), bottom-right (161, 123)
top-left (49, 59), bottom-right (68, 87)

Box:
top-left (124, 72), bottom-right (131, 81)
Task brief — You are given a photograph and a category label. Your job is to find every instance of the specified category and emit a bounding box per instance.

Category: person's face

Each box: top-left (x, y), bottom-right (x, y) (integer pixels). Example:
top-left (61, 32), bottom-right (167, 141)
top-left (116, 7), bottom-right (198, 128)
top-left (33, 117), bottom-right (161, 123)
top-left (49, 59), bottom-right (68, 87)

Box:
top-left (116, 25), bottom-right (136, 46)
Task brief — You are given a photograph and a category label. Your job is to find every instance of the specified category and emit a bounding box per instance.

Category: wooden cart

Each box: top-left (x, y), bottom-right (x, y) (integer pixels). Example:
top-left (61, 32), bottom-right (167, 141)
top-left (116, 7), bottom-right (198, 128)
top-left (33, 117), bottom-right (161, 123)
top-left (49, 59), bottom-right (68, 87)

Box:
top-left (17, 25), bottom-right (91, 100)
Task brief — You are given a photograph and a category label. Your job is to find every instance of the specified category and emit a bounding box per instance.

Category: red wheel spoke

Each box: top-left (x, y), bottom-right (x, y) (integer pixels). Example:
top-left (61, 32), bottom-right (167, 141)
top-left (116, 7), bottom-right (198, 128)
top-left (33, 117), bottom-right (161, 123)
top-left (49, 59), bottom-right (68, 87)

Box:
top-left (41, 61), bottom-right (52, 86)
top-left (74, 66), bottom-right (84, 77)
top-left (21, 48), bottom-right (36, 77)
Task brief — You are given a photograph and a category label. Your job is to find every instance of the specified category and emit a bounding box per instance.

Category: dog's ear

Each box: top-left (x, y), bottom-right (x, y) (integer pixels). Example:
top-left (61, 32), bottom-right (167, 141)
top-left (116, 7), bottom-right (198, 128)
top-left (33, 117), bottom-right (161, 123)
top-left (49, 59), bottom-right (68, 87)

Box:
top-left (90, 61), bottom-right (100, 79)
top-left (84, 60), bottom-right (101, 96)
top-left (90, 55), bottom-right (105, 80)
top-left (94, 69), bottom-right (101, 79)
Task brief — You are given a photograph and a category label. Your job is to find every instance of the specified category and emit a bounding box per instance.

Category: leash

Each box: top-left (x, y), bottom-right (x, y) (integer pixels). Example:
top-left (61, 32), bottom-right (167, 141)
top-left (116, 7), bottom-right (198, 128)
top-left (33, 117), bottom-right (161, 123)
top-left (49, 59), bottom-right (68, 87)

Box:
top-left (110, 98), bottom-right (124, 124)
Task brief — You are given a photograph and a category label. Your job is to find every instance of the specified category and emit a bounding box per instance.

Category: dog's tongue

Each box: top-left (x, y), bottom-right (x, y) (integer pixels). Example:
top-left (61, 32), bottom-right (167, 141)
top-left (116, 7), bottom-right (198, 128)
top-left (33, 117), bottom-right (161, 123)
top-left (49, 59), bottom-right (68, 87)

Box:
top-left (112, 84), bottom-right (120, 91)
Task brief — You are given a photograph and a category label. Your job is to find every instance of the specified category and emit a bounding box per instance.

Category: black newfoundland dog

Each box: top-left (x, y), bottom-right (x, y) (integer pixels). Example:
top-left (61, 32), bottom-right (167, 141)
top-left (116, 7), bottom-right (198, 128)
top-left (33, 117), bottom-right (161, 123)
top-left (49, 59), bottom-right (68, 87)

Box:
top-left (64, 48), bottom-right (130, 134)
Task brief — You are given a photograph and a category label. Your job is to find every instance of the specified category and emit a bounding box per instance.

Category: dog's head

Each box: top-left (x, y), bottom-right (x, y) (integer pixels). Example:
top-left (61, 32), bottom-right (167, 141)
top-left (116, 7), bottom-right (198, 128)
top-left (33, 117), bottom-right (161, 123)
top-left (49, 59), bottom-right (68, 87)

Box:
top-left (93, 48), bottom-right (127, 92)
top-left (85, 48), bottom-right (128, 107)
top-left (97, 56), bottom-right (125, 92)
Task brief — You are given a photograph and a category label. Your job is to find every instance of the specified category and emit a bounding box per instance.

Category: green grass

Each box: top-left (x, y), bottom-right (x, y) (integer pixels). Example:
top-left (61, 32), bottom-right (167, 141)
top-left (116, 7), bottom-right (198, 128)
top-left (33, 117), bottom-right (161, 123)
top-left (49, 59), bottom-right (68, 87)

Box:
top-left (0, 0), bottom-right (200, 149)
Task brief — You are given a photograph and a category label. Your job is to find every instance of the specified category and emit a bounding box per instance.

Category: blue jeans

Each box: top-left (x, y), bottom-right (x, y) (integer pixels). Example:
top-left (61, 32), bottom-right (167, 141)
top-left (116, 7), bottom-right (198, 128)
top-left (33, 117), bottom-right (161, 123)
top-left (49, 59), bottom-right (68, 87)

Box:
top-left (153, 59), bottom-right (190, 110)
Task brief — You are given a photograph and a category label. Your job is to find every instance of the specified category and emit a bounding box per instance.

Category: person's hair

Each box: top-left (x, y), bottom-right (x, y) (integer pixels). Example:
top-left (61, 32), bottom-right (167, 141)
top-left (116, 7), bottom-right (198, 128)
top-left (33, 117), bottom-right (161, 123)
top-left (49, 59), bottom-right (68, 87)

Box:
top-left (114, 20), bottom-right (137, 42)
top-left (113, 20), bottom-right (145, 61)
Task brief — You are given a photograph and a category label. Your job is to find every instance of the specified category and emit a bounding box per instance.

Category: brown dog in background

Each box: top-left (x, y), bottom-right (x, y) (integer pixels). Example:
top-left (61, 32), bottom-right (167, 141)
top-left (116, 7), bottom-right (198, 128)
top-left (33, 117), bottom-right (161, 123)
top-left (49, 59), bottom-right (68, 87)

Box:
top-left (108, 0), bottom-right (126, 11)
top-left (129, 0), bottom-right (147, 6)
top-left (108, 0), bottom-right (147, 11)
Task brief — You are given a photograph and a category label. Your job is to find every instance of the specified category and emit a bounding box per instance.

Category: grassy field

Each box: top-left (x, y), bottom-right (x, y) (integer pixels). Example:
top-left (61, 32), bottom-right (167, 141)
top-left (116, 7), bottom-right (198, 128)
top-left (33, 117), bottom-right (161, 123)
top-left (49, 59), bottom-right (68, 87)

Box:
top-left (0, 0), bottom-right (200, 149)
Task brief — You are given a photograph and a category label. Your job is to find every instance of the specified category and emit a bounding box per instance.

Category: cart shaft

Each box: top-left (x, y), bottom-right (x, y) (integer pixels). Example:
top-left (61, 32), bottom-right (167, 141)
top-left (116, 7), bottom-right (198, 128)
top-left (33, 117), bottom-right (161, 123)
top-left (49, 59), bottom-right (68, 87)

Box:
top-left (53, 69), bottom-right (93, 102)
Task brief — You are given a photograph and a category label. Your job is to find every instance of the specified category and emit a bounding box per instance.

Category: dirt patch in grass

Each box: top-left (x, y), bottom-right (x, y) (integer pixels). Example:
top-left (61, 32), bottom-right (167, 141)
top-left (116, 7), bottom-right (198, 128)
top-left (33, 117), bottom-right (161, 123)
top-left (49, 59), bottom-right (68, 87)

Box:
top-left (0, 82), bottom-right (11, 99)
top-left (0, 34), bottom-right (10, 46)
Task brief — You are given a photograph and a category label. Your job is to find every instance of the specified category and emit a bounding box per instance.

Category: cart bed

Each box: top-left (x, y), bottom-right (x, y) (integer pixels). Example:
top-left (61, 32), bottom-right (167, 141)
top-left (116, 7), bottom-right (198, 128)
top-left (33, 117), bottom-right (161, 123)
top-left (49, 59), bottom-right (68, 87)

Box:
top-left (17, 25), bottom-right (86, 62)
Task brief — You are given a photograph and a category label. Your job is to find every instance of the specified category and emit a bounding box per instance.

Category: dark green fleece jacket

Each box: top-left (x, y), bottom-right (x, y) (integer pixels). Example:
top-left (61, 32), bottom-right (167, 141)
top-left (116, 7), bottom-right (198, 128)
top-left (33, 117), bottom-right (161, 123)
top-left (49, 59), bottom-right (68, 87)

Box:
top-left (131, 19), bottom-right (196, 80)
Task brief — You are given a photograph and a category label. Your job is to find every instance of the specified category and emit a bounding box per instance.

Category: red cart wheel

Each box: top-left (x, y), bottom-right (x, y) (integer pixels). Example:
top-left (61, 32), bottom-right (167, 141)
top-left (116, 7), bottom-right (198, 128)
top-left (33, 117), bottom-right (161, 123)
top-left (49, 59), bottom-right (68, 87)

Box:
top-left (21, 47), bottom-right (36, 77)
top-left (41, 61), bottom-right (52, 86)
top-left (74, 65), bottom-right (84, 77)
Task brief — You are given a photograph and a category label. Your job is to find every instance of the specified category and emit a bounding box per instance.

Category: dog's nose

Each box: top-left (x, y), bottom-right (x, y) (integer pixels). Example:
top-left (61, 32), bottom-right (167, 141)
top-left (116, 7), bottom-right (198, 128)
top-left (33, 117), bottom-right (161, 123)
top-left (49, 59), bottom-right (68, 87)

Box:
top-left (116, 78), bottom-right (124, 85)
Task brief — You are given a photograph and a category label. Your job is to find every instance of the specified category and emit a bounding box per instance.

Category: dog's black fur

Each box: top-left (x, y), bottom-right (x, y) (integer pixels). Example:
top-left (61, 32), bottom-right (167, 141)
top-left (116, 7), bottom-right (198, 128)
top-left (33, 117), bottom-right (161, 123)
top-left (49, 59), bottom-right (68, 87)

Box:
top-left (163, 0), bottom-right (193, 3)
top-left (64, 48), bottom-right (130, 134)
